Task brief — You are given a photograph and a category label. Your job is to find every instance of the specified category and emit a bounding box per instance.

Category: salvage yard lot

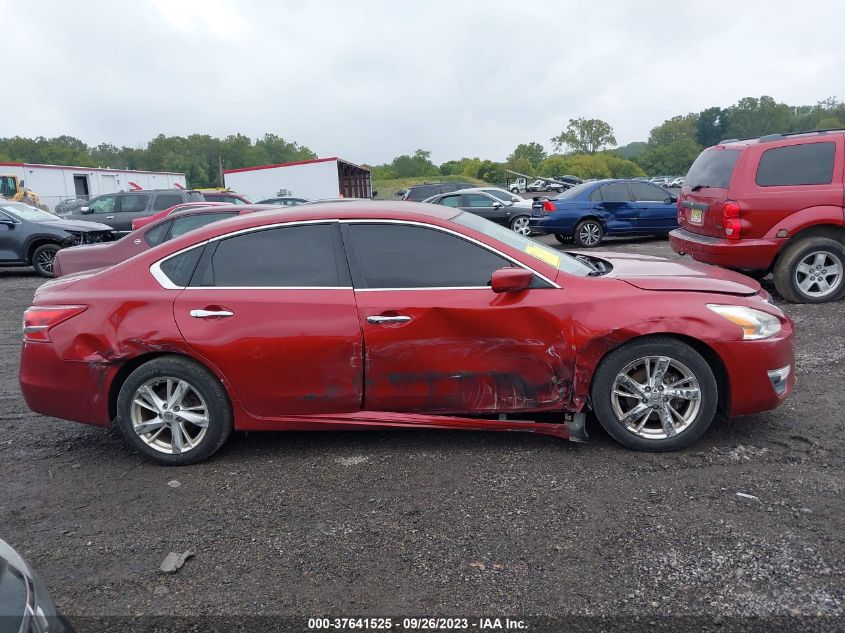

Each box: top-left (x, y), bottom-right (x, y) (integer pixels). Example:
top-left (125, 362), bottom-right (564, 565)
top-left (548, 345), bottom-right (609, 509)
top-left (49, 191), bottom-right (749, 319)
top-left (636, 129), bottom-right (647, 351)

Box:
top-left (1, 235), bottom-right (843, 625)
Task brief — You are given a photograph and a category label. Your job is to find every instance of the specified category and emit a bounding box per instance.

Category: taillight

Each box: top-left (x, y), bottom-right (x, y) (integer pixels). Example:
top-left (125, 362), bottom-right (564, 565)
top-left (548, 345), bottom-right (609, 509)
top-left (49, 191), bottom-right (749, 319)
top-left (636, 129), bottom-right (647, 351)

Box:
top-left (23, 305), bottom-right (87, 342)
top-left (542, 200), bottom-right (555, 213)
top-left (723, 200), bottom-right (741, 240)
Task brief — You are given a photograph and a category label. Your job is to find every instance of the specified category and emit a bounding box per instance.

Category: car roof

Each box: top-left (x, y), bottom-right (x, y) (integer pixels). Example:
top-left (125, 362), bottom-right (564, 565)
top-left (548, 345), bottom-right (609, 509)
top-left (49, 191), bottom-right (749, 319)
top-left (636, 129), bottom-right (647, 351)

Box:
top-left (717, 129), bottom-right (845, 149)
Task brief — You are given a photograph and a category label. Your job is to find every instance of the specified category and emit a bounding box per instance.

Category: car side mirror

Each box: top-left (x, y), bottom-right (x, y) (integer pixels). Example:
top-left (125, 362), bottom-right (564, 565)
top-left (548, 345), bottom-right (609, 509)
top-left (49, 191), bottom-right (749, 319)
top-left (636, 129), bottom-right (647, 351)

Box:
top-left (491, 267), bottom-right (533, 293)
top-left (80, 206), bottom-right (90, 213)
top-left (667, 195), bottom-right (678, 204)
top-left (0, 218), bottom-right (14, 226)
top-left (492, 202), bottom-right (502, 209)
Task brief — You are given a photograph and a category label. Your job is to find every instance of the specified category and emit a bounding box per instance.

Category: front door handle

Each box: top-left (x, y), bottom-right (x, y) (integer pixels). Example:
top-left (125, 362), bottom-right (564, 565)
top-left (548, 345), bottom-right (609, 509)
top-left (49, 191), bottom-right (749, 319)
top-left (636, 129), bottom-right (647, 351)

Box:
top-left (190, 309), bottom-right (234, 318)
top-left (367, 315), bottom-right (412, 324)
top-left (105, 215), bottom-right (114, 219)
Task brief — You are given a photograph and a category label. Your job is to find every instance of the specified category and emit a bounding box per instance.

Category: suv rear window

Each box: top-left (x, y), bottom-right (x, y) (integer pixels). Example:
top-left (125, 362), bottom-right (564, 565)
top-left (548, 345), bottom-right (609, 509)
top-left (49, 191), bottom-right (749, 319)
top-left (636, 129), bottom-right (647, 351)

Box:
top-left (406, 186), bottom-right (435, 201)
top-left (755, 142), bottom-right (836, 187)
top-left (685, 148), bottom-right (740, 189)
top-left (185, 191), bottom-right (205, 202)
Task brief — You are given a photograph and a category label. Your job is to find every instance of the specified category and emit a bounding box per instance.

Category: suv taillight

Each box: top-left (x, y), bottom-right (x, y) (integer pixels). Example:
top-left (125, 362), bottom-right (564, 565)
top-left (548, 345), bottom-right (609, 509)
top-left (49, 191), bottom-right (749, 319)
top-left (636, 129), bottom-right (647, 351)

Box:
top-left (677, 197), bottom-right (684, 224)
top-left (542, 200), bottom-right (555, 213)
top-left (23, 305), bottom-right (87, 342)
top-left (723, 201), bottom-right (741, 240)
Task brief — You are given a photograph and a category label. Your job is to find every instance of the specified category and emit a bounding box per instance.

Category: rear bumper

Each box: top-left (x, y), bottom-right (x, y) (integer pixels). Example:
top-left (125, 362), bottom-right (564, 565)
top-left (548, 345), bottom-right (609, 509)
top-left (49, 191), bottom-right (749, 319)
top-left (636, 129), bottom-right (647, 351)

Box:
top-left (19, 341), bottom-right (115, 427)
top-left (713, 325), bottom-right (795, 417)
top-left (669, 229), bottom-right (782, 270)
top-left (529, 216), bottom-right (575, 235)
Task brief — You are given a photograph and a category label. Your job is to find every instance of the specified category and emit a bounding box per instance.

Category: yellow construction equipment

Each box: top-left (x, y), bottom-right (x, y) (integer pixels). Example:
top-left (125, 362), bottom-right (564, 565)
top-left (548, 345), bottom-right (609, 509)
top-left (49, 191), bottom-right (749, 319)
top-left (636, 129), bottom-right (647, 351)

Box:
top-left (0, 174), bottom-right (40, 207)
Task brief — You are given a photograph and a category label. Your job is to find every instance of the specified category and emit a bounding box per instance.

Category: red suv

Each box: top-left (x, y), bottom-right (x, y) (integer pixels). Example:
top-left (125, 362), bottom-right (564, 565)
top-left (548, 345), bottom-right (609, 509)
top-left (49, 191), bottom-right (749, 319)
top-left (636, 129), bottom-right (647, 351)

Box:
top-left (670, 131), bottom-right (845, 303)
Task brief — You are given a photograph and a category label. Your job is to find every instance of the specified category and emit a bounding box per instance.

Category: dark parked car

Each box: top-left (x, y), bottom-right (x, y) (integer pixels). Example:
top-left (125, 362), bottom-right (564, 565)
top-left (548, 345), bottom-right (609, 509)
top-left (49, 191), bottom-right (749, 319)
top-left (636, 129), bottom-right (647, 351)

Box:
top-left (53, 205), bottom-right (273, 277)
top-left (53, 197), bottom-right (88, 216)
top-left (63, 189), bottom-right (205, 234)
top-left (0, 201), bottom-right (115, 277)
top-left (255, 197), bottom-right (309, 206)
top-left (0, 537), bottom-right (73, 632)
top-left (529, 179), bottom-right (678, 247)
top-left (670, 130), bottom-right (845, 303)
top-left (20, 202), bottom-right (793, 465)
top-left (401, 182), bottom-right (477, 202)
top-left (424, 189), bottom-right (533, 235)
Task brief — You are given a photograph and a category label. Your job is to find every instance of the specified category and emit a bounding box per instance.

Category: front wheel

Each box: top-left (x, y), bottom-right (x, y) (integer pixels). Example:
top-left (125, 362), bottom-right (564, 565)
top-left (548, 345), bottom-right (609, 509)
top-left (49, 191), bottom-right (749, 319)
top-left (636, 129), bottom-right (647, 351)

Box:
top-left (510, 215), bottom-right (531, 236)
top-left (117, 356), bottom-right (233, 465)
top-left (31, 243), bottom-right (60, 277)
top-left (773, 237), bottom-right (845, 303)
top-left (591, 337), bottom-right (718, 451)
top-left (573, 219), bottom-right (604, 247)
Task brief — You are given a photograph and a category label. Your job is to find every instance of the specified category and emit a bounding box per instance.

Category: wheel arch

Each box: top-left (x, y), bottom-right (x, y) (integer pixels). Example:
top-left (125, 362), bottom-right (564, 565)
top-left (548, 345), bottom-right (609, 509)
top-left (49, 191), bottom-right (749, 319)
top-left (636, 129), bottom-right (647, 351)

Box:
top-left (107, 351), bottom-right (231, 424)
top-left (587, 332), bottom-right (730, 415)
top-left (26, 236), bottom-right (66, 262)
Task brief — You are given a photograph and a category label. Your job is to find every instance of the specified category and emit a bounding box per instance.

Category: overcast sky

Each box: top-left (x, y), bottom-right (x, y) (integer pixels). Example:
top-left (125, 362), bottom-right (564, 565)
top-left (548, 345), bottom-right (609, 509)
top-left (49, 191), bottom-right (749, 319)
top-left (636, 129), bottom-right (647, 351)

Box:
top-left (4, 0), bottom-right (842, 165)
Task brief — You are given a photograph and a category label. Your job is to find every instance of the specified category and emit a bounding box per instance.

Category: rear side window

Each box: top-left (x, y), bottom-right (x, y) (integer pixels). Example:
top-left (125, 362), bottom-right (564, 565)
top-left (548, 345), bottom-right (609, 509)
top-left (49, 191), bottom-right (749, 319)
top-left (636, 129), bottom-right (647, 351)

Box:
top-left (160, 245), bottom-right (203, 286)
top-left (118, 195), bottom-right (149, 213)
top-left (438, 195), bottom-right (461, 208)
top-left (597, 183), bottom-right (632, 202)
top-left (685, 148), bottom-right (740, 189)
top-left (205, 224), bottom-right (340, 287)
top-left (347, 223), bottom-right (510, 288)
top-left (755, 142), bottom-right (836, 187)
top-left (169, 212), bottom-right (237, 239)
top-left (185, 191), bottom-right (205, 201)
top-left (145, 221), bottom-right (172, 246)
top-left (407, 186), bottom-right (435, 201)
top-left (153, 194), bottom-right (183, 211)
top-left (463, 194), bottom-right (493, 207)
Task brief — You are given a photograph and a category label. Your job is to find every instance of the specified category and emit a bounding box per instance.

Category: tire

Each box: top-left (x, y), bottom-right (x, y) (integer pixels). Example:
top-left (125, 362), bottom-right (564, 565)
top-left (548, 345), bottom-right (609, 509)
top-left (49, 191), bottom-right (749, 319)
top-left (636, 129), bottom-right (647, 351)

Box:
top-left (590, 337), bottom-right (718, 452)
top-left (31, 243), bottom-right (60, 278)
top-left (573, 219), bottom-right (604, 247)
top-left (510, 215), bottom-right (531, 236)
top-left (117, 355), bottom-right (233, 465)
top-left (553, 233), bottom-right (570, 244)
top-left (509, 187), bottom-right (519, 194)
top-left (773, 237), bottom-right (845, 304)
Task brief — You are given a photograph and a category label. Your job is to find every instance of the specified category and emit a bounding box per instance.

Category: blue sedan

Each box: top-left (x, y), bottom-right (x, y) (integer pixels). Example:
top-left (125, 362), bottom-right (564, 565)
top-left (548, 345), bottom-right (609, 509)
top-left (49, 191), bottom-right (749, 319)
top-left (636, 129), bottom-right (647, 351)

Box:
top-left (528, 179), bottom-right (679, 247)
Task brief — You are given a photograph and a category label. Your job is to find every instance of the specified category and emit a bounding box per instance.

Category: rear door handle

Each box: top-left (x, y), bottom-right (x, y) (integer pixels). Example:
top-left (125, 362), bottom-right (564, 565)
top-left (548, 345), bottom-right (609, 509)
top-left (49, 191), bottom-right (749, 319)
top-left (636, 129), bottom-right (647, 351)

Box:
top-left (367, 315), bottom-right (412, 324)
top-left (190, 309), bottom-right (234, 318)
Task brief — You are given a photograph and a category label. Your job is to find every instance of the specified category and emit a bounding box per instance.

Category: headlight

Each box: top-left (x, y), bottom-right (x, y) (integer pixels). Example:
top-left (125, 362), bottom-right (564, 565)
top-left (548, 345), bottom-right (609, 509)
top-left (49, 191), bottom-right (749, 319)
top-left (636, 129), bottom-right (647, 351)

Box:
top-left (706, 304), bottom-right (781, 340)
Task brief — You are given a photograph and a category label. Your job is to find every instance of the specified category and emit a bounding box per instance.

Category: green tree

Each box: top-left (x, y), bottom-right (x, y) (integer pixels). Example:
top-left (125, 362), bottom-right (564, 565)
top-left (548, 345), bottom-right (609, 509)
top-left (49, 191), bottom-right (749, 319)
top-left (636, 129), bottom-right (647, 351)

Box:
top-left (724, 96), bottom-right (793, 139)
top-left (551, 118), bottom-right (616, 154)
top-left (507, 142), bottom-right (546, 168)
top-left (391, 149), bottom-right (439, 178)
top-left (695, 106), bottom-right (731, 147)
top-left (648, 114), bottom-right (698, 146)
top-left (614, 141), bottom-right (647, 159)
top-left (636, 138), bottom-right (702, 176)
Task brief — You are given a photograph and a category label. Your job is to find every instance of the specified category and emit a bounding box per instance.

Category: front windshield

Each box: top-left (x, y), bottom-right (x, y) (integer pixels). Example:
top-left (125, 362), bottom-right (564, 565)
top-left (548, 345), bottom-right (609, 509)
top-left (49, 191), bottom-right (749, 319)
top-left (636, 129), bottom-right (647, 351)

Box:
top-left (452, 211), bottom-right (592, 277)
top-left (553, 182), bottom-right (593, 200)
top-left (0, 203), bottom-right (58, 222)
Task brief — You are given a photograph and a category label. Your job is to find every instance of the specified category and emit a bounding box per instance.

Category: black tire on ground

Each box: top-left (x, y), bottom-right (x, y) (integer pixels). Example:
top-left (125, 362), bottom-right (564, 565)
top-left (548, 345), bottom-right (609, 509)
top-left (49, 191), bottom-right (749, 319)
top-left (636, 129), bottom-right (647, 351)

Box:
top-left (553, 233), bottom-right (569, 244)
top-left (31, 243), bottom-right (60, 278)
top-left (573, 219), bottom-right (604, 247)
top-left (117, 355), bottom-right (233, 466)
top-left (590, 336), bottom-right (718, 452)
top-left (772, 237), bottom-right (845, 304)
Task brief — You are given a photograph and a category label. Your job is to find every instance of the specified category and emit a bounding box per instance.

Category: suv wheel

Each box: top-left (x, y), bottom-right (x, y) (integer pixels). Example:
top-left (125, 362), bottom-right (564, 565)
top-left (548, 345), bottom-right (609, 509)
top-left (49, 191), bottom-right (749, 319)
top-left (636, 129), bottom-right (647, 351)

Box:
top-left (773, 237), bottom-right (845, 303)
top-left (32, 243), bottom-right (60, 277)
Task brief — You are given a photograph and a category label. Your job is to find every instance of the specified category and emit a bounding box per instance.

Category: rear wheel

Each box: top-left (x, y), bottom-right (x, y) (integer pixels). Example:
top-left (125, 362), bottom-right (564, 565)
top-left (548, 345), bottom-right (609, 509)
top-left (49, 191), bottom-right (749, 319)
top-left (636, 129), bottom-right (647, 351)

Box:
top-left (591, 337), bottom-right (718, 451)
top-left (117, 356), bottom-right (233, 465)
top-left (510, 215), bottom-right (531, 236)
top-left (573, 219), bottom-right (604, 247)
top-left (773, 237), bottom-right (845, 303)
top-left (31, 244), bottom-right (60, 277)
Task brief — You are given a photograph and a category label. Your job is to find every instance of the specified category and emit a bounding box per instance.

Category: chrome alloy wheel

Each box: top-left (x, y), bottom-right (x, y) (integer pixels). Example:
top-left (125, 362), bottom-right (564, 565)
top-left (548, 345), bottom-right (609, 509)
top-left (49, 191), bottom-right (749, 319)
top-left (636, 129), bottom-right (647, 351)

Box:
top-left (578, 222), bottom-right (602, 246)
top-left (511, 216), bottom-right (531, 236)
top-left (35, 249), bottom-right (56, 275)
top-left (130, 377), bottom-right (209, 455)
top-left (610, 355), bottom-right (701, 440)
top-left (794, 250), bottom-right (843, 299)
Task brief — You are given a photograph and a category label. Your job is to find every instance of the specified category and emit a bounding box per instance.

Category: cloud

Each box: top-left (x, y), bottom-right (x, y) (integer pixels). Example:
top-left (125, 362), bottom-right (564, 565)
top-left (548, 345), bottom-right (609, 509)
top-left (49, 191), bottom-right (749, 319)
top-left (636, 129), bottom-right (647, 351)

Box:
top-left (3, 0), bottom-right (842, 164)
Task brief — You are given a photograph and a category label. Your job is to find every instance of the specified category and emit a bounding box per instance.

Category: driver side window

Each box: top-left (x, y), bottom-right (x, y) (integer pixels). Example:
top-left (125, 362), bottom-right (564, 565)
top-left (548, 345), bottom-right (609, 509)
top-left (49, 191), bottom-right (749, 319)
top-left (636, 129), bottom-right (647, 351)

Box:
top-left (88, 195), bottom-right (115, 213)
top-left (346, 223), bottom-right (512, 289)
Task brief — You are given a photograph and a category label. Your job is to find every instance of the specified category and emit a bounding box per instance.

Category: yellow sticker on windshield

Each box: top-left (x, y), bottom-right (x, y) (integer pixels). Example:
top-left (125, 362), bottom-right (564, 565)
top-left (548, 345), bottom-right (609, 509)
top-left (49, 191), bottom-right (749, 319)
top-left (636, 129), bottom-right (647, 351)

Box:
top-left (524, 243), bottom-right (560, 268)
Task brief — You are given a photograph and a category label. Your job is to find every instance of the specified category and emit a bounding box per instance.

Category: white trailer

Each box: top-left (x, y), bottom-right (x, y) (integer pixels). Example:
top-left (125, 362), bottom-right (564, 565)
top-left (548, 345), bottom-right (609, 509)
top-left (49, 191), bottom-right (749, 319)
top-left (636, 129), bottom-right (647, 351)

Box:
top-left (0, 161), bottom-right (187, 212)
top-left (223, 157), bottom-right (371, 202)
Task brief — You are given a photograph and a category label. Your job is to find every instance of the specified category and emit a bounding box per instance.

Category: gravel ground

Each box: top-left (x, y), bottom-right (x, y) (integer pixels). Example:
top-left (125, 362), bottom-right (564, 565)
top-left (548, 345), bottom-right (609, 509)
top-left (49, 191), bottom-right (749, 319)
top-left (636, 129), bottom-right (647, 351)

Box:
top-left (1, 233), bottom-right (843, 632)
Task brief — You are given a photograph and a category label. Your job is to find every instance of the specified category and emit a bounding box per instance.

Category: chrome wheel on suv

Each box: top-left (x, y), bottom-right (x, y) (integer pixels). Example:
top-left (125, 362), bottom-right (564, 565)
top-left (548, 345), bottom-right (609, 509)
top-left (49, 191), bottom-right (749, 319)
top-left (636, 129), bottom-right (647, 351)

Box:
top-left (774, 237), bottom-right (845, 304)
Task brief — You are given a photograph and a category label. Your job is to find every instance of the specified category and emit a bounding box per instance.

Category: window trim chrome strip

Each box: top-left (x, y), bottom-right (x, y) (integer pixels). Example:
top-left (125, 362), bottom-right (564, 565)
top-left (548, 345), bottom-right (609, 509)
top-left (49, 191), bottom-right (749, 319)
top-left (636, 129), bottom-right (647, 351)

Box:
top-left (148, 217), bottom-right (560, 290)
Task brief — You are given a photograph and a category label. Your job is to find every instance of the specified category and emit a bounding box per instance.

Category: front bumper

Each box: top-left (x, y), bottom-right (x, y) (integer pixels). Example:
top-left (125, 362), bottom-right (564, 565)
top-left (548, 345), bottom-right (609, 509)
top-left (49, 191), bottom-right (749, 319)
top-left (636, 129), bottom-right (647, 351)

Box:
top-left (669, 229), bottom-right (782, 270)
top-left (712, 325), bottom-right (795, 417)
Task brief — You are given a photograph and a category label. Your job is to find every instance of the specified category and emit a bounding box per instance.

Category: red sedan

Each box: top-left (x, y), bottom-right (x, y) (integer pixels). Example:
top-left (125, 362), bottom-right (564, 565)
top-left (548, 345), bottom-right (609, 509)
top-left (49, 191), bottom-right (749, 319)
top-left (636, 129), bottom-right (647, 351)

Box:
top-left (53, 205), bottom-right (276, 277)
top-left (20, 202), bottom-right (795, 465)
top-left (131, 202), bottom-right (227, 231)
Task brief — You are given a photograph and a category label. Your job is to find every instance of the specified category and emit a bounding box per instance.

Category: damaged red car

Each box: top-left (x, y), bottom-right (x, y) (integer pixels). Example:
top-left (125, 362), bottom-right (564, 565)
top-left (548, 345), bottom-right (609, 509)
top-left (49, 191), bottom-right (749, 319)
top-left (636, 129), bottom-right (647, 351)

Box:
top-left (19, 202), bottom-right (795, 465)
